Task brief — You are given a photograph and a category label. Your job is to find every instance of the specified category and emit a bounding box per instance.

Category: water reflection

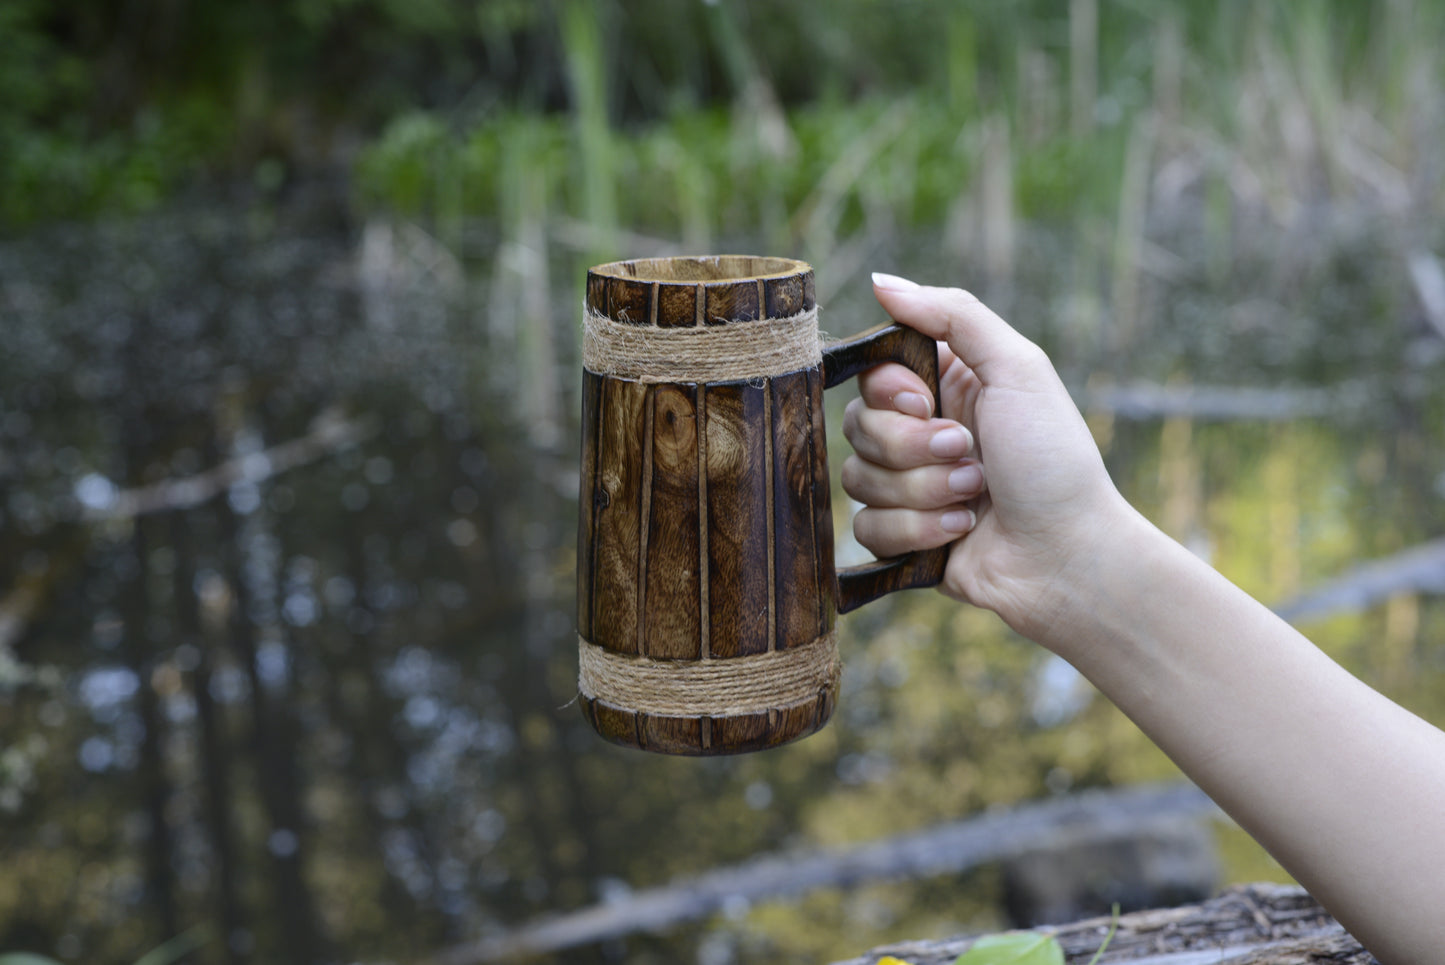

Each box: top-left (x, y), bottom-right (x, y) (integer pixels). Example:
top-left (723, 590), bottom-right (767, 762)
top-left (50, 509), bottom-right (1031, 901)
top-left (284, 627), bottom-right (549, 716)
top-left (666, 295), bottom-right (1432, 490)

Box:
top-left (0, 185), bottom-right (1442, 965)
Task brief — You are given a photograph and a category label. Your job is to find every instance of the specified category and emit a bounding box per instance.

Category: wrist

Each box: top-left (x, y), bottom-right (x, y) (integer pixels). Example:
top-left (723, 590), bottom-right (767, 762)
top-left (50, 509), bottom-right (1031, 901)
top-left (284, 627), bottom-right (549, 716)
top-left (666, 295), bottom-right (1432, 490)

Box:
top-left (1014, 498), bottom-right (1171, 662)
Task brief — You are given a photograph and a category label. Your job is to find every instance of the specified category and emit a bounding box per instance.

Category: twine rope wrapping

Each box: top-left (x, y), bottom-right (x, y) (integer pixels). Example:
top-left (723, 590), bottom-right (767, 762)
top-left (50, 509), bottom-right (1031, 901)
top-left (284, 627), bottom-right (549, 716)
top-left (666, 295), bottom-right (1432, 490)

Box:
top-left (577, 631), bottom-right (840, 718)
top-left (583, 307), bottom-right (822, 383)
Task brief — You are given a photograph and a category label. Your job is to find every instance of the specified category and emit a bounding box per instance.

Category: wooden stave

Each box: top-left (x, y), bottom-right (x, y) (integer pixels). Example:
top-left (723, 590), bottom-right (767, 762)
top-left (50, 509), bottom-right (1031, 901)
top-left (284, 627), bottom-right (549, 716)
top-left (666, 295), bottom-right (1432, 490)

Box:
top-left (577, 367), bottom-right (838, 754)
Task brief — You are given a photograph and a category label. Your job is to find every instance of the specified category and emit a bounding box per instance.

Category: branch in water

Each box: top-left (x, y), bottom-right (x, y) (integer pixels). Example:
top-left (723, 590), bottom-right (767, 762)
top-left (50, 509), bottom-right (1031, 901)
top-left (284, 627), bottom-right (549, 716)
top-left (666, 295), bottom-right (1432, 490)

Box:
top-left (76, 410), bottom-right (375, 522)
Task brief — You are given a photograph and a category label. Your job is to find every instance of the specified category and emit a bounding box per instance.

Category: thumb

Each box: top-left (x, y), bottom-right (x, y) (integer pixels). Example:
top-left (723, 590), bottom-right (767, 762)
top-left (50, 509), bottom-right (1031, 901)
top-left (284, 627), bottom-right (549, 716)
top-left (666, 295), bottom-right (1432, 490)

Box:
top-left (871, 273), bottom-right (1042, 385)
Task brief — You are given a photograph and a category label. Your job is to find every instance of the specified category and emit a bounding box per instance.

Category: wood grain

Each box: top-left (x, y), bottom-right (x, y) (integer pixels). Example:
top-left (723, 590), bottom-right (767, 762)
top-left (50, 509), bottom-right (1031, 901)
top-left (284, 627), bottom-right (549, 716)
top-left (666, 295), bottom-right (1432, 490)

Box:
top-left (770, 370), bottom-right (824, 650)
top-left (806, 366), bottom-right (838, 635)
top-left (836, 553), bottom-right (949, 614)
top-left (590, 377), bottom-right (649, 655)
top-left (703, 381), bottom-right (770, 658)
top-left (576, 368), bottom-right (604, 640)
top-left (704, 277), bottom-right (760, 324)
top-left (642, 383), bottom-right (701, 659)
top-left (822, 320), bottom-right (941, 394)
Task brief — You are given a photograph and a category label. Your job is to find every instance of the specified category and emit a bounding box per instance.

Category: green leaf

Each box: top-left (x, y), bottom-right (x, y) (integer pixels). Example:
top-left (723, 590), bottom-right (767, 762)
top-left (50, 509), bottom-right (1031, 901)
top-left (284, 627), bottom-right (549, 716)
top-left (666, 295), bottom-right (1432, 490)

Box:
top-left (954, 932), bottom-right (1065, 965)
top-left (0, 955), bottom-right (67, 965)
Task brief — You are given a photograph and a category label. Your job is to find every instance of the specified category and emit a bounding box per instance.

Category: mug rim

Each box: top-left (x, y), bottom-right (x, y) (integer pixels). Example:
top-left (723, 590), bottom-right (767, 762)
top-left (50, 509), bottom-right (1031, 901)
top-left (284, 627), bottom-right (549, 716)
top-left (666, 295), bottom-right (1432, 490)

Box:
top-left (588, 254), bottom-right (810, 285)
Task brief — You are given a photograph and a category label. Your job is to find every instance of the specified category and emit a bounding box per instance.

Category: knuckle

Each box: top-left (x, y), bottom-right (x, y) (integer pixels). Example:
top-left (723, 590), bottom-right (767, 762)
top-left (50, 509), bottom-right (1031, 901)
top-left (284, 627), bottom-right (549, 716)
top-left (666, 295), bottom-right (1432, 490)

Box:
top-left (1015, 338), bottom-right (1051, 369)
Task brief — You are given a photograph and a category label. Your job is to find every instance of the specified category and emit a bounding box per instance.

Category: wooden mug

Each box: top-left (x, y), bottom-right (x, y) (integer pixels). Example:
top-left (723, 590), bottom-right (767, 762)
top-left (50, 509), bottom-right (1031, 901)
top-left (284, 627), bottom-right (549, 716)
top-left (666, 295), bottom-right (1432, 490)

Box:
top-left (577, 255), bottom-right (949, 755)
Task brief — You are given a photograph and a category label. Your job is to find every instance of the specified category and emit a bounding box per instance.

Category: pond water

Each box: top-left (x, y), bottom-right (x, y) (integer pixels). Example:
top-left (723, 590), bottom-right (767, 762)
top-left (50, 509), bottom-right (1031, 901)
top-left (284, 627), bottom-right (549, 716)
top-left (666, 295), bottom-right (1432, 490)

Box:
top-left (1, 185), bottom-right (1443, 964)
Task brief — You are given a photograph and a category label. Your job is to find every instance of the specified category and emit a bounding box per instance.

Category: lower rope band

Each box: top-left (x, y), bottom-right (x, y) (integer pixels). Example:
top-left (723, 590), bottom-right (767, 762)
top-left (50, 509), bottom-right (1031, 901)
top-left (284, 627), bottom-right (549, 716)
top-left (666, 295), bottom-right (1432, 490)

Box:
top-left (577, 631), bottom-right (840, 717)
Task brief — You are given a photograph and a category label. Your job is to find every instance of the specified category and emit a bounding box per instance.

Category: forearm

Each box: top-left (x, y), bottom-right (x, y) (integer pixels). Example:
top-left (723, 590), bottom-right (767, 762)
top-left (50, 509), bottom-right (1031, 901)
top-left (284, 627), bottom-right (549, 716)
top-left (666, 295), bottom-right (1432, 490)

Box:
top-left (1036, 506), bottom-right (1445, 964)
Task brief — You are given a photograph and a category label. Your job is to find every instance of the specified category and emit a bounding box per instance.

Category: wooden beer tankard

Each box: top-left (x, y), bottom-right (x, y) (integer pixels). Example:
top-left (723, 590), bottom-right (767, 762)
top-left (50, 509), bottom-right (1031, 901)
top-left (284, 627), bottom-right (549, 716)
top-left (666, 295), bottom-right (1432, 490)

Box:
top-left (577, 255), bottom-right (949, 755)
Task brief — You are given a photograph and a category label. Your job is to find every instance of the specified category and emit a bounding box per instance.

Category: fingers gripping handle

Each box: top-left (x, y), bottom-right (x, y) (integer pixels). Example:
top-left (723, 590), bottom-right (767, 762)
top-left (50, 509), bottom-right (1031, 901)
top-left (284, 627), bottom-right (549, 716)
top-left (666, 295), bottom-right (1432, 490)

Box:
top-left (822, 322), bottom-right (951, 614)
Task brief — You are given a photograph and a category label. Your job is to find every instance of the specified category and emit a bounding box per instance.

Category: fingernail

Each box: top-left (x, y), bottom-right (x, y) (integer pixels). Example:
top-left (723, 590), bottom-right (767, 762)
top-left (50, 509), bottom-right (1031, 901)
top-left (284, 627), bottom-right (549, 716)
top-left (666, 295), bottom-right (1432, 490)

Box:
top-left (941, 509), bottom-right (975, 533)
top-left (929, 426), bottom-right (971, 459)
top-left (948, 464), bottom-right (983, 494)
top-left (872, 271), bottom-right (921, 291)
top-left (894, 391), bottom-right (932, 419)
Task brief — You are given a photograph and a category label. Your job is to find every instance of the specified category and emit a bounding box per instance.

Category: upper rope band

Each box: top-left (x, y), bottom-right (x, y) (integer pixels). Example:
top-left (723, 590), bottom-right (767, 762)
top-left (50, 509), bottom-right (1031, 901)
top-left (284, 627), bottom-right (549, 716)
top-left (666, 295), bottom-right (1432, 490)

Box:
top-left (582, 307), bottom-right (822, 383)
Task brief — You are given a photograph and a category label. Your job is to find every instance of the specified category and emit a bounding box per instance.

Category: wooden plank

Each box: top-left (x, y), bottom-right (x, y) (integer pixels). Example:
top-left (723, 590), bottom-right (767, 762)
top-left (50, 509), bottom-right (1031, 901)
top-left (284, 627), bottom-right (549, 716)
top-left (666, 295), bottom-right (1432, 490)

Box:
top-left (763, 270), bottom-right (813, 318)
top-left (581, 697), bottom-right (640, 750)
top-left (711, 704), bottom-right (828, 755)
top-left (806, 366), bottom-right (838, 633)
top-left (704, 277), bottom-right (761, 324)
top-left (770, 370), bottom-right (824, 650)
top-left (591, 377), bottom-right (649, 655)
top-left (576, 369), bottom-right (604, 640)
top-left (585, 270), bottom-right (610, 318)
top-left (606, 274), bottom-right (652, 324)
top-left (642, 383), bottom-right (701, 659)
top-left (703, 381), bottom-right (770, 658)
top-left (655, 280), bottom-right (698, 328)
top-left (637, 712), bottom-right (703, 756)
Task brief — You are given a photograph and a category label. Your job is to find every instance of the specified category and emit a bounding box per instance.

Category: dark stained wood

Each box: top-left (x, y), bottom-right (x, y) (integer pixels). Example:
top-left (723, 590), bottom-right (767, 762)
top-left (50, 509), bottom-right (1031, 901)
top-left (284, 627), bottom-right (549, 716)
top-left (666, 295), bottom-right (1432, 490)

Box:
top-left (711, 696), bottom-right (833, 755)
top-left (822, 320), bottom-right (942, 400)
top-left (585, 270), bottom-right (610, 319)
top-left (704, 277), bottom-right (760, 324)
top-left (655, 281), bottom-right (699, 328)
top-left (814, 683), bottom-right (836, 734)
top-left (763, 270), bottom-right (811, 318)
top-left (642, 383), bottom-right (701, 659)
top-left (714, 709), bottom-right (785, 754)
top-left (587, 256), bottom-right (813, 326)
top-left (591, 377), bottom-right (650, 655)
top-left (836, 551), bottom-right (950, 614)
top-left (608, 276), bottom-right (654, 324)
top-left (583, 697), bottom-right (640, 749)
top-left (638, 711), bottom-right (704, 755)
top-left (703, 381), bottom-right (771, 658)
top-left (806, 366), bottom-right (838, 634)
top-left (576, 369), bottom-right (604, 640)
top-left (770, 370), bottom-right (824, 650)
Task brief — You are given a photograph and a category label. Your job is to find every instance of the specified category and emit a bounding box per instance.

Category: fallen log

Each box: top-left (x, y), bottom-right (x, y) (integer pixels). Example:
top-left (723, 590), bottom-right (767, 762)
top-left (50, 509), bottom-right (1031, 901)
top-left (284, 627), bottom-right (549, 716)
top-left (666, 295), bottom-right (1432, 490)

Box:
top-left (1272, 536), bottom-right (1445, 623)
top-left (426, 783), bottom-right (1221, 965)
top-left (1075, 381), bottom-right (1369, 421)
top-left (832, 882), bottom-right (1376, 965)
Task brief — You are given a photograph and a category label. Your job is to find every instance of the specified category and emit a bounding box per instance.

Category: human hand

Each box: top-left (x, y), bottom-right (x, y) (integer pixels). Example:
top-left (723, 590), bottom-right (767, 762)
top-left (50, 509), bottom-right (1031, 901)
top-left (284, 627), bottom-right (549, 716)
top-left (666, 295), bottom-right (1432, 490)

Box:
top-left (841, 273), bottom-right (1133, 640)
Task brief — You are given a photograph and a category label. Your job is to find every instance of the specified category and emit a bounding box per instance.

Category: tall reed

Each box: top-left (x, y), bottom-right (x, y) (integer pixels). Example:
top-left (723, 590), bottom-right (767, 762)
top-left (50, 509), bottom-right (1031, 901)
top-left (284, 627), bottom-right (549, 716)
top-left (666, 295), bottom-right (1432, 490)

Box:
top-left (560, 0), bottom-right (617, 264)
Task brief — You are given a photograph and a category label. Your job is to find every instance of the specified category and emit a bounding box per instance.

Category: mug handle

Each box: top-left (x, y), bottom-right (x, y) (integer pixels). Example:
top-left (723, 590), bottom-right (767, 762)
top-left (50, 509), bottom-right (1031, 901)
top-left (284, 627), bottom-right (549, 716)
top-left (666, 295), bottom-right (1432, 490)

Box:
top-left (822, 322), bottom-right (952, 613)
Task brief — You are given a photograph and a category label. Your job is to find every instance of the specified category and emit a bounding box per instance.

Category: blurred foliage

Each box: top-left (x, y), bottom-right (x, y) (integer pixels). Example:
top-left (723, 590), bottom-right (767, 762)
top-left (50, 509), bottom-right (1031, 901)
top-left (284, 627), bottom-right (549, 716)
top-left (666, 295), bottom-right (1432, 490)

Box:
top-left (4, 0), bottom-right (1443, 227)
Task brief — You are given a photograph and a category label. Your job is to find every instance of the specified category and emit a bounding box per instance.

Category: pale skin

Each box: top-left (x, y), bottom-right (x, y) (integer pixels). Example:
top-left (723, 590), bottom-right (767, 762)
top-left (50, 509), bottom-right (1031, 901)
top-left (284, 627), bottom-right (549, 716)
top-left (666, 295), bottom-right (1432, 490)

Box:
top-left (844, 272), bottom-right (1445, 965)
